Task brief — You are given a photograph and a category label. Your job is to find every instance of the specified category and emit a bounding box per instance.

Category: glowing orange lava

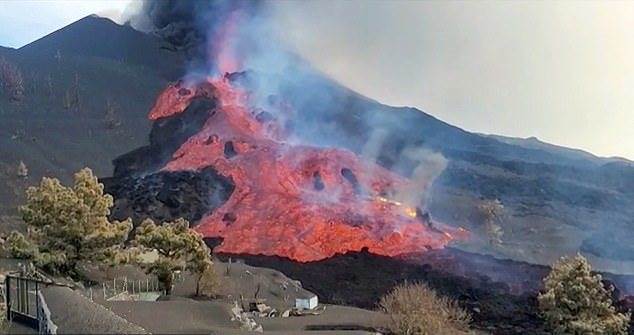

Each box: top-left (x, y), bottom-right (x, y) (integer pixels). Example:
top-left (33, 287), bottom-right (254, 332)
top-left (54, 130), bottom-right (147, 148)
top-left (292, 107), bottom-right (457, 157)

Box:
top-left (148, 75), bottom-right (464, 262)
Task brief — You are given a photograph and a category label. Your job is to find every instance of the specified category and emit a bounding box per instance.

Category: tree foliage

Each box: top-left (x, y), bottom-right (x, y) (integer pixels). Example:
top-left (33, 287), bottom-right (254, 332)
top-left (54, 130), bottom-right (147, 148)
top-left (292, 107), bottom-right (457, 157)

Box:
top-left (133, 218), bottom-right (213, 295)
top-left (10, 168), bottom-right (132, 276)
top-left (5, 230), bottom-right (37, 259)
top-left (538, 254), bottom-right (630, 334)
top-left (379, 282), bottom-right (471, 335)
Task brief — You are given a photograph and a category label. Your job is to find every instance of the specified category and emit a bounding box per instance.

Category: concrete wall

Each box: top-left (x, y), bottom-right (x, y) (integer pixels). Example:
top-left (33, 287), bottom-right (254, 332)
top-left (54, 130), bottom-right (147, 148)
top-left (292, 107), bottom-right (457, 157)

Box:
top-left (37, 290), bottom-right (57, 335)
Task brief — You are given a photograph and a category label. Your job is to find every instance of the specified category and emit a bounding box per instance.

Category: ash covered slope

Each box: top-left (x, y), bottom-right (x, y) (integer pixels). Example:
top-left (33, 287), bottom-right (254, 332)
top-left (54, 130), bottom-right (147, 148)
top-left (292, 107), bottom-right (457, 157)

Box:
top-left (1, 16), bottom-right (632, 265)
top-left (276, 71), bottom-right (634, 265)
top-left (0, 16), bottom-right (185, 221)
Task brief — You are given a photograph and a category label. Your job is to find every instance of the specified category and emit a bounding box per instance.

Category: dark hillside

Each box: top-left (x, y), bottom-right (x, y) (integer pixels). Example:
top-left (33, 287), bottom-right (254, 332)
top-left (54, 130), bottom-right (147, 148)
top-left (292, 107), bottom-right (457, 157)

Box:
top-left (0, 15), bottom-right (185, 221)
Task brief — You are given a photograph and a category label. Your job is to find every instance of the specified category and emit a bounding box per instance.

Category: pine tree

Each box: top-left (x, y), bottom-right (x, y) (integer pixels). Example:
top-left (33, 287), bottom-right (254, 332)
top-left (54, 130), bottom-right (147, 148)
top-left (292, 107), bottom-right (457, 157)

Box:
top-left (14, 168), bottom-right (132, 276)
top-left (133, 218), bottom-right (213, 295)
top-left (538, 254), bottom-right (630, 334)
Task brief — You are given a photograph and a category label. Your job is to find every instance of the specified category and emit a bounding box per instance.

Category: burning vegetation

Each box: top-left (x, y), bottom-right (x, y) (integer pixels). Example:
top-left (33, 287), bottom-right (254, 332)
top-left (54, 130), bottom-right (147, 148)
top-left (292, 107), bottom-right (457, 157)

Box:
top-left (144, 75), bottom-right (464, 262)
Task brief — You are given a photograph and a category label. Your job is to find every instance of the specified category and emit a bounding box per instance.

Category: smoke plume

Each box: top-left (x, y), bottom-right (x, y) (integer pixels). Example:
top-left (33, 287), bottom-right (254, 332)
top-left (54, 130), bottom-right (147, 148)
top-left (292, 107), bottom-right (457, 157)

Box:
top-left (131, 0), bottom-right (449, 209)
top-left (131, 0), bottom-right (263, 73)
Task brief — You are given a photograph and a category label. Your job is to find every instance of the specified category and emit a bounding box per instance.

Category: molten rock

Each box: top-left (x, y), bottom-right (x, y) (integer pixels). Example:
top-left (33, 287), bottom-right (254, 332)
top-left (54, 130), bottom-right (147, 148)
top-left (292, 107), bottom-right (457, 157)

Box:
top-left (140, 75), bottom-right (463, 262)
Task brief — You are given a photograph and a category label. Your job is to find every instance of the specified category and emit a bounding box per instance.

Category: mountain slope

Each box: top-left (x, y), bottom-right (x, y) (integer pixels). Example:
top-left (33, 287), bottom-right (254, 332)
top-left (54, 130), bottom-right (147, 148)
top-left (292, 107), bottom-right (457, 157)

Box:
top-left (253, 70), bottom-right (634, 267)
top-left (1, 16), bottom-right (633, 269)
top-left (0, 15), bottom-right (185, 219)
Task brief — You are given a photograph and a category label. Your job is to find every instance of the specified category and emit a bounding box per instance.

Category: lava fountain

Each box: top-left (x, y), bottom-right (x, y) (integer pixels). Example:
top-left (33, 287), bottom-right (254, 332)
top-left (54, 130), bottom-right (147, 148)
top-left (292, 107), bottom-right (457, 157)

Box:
top-left (147, 74), bottom-right (465, 262)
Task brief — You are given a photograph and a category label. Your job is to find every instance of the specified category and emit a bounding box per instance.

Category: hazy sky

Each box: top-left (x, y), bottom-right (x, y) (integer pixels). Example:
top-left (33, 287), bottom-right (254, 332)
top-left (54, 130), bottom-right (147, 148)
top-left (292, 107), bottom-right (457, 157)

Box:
top-left (1, 1), bottom-right (632, 160)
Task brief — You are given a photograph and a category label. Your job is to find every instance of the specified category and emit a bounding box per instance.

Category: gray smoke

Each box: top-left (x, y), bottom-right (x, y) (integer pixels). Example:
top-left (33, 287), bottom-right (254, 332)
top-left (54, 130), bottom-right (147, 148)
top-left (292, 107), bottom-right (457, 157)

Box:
top-left (395, 148), bottom-right (447, 208)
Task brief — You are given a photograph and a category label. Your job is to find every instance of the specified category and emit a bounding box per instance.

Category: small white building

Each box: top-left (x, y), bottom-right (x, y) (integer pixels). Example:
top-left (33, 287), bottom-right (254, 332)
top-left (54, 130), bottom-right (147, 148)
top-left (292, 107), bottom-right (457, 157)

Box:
top-left (295, 294), bottom-right (318, 310)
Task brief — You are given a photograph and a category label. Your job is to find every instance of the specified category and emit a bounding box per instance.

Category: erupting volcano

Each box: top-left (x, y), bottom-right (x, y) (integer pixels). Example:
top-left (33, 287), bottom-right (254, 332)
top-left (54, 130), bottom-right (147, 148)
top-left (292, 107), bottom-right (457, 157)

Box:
top-left (144, 73), bottom-right (464, 262)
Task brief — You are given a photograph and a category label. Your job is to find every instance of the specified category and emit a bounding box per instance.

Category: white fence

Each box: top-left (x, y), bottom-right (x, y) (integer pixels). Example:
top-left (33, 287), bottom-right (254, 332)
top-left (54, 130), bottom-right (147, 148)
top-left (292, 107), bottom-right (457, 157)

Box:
top-left (91, 272), bottom-right (185, 301)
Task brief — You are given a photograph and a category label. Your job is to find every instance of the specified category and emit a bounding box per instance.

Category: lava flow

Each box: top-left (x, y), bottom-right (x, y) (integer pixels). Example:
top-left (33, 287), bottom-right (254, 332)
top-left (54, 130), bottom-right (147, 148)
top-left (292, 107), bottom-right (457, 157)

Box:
top-left (148, 75), bottom-right (464, 262)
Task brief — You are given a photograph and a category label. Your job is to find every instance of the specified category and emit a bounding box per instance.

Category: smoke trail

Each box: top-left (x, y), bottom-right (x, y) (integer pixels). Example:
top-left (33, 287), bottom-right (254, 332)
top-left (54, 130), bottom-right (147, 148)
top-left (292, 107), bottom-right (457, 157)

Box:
top-left (132, 0), bottom-right (449, 209)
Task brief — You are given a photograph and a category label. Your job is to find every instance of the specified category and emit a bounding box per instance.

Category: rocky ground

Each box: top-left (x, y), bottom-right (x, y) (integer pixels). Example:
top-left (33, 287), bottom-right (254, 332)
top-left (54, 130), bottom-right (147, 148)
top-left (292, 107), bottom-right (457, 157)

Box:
top-left (221, 248), bottom-right (634, 335)
top-left (82, 260), bottom-right (387, 334)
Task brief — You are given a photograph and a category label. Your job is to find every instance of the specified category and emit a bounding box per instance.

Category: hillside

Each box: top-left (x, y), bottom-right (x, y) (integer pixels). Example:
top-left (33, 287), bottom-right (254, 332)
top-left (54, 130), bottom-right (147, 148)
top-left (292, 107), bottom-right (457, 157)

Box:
top-left (486, 134), bottom-right (633, 166)
top-left (2, 16), bottom-right (634, 270)
top-left (0, 15), bottom-right (185, 219)
top-left (207, 69), bottom-right (634, 267)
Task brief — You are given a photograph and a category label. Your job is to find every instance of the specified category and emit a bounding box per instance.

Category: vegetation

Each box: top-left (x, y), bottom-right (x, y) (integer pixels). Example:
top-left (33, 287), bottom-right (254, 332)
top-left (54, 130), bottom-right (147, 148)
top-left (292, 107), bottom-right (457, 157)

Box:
top-left (5, 230), bottom-right (37, 259)
top-left (0, 56), bottom-right (24, 102)
top-left (0, 300), bottom-right (9, 333)
top-left (477, 199), bottom-right (504, 246)
top-left (16, 161), bottom-right (28, 178)
top-left (104, 99), bottom-right (121, 129)
top-left (538, 254), bottom-right (630, 334)
top-left (198, 265), bottom-right (221, 297)
top-left (7, 168), bottom-right (132, 277)
top-left (133, 218), bottom-right (215, 296)
top-left (379, 282), bottom-right (471, 335)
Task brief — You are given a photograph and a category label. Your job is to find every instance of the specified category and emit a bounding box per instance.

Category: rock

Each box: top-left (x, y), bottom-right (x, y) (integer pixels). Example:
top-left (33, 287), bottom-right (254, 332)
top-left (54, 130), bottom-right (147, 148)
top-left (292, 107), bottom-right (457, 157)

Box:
top-left (103, 167), bottom-right (234, 227)
top-left (281, 309), bottom-right (291, 318)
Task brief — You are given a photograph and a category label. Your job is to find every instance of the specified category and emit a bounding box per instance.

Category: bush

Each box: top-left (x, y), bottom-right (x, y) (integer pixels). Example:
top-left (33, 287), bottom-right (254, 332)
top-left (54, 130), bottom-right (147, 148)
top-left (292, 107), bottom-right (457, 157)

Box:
top-left (198, 265), bottom-right (221, 298)
top-left (538, 254), bottom-right (630, 334)
top-left (379, 282), bottom-right (471, 335)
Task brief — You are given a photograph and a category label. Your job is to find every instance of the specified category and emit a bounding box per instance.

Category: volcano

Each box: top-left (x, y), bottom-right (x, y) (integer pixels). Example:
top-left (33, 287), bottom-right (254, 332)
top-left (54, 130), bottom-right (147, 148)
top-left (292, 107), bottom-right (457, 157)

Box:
top-left (110, 73), bottom-right (464, 262)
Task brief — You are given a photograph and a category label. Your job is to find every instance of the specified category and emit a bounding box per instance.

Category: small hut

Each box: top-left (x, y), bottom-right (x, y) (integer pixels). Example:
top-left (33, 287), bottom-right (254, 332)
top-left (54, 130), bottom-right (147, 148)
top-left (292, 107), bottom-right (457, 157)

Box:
top-left (295, 293), bottom-right (318, 310)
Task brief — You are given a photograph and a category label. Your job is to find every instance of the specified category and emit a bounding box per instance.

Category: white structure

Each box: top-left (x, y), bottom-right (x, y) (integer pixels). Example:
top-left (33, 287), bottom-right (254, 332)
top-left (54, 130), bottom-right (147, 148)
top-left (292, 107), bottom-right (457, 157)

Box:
top-left (295, 294), bottom-right (318, 310)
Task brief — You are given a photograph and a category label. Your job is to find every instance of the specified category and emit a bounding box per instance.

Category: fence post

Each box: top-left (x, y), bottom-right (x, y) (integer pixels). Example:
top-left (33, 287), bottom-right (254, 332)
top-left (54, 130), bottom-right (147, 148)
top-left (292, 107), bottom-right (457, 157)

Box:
top-left (35, 282), bottom-right (39, 322)
top-left (25, 279), bottom-right (29, 316)
top-left (5, 276), bottom-right (11, 321)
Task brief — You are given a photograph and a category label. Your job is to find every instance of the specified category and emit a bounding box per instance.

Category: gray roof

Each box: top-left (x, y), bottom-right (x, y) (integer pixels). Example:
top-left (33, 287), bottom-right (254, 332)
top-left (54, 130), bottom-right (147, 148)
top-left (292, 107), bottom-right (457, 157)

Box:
top-left (41, 286), bottom-right (148, 334)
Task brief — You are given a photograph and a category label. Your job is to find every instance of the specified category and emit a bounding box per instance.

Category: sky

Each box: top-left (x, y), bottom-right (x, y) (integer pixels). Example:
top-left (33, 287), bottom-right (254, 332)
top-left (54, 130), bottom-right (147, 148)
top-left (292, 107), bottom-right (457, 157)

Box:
top-left (0, 0), bottom-right (632, 160)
